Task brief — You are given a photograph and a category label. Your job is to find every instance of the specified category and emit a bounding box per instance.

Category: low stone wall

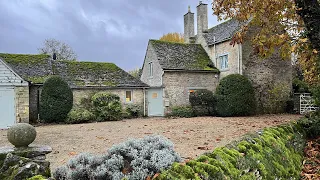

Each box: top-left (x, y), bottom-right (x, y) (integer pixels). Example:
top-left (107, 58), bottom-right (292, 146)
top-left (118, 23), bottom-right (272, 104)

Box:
top-left (15, 86), bottom-right (29, 123)
top-left (156, 122), bottom-right (306, 179)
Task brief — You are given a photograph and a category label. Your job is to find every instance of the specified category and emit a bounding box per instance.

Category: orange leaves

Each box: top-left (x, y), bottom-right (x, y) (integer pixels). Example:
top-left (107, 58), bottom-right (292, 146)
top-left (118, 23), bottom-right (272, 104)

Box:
top-left (301, 137), bottom-right (320, 179)
top-left (159, 33), bottom-right (184, 43)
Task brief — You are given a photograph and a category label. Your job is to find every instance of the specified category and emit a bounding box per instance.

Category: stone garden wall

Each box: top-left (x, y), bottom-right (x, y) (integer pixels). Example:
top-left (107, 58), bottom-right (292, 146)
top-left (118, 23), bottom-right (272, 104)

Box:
top-left (15, 86), bottom-right (29, 123)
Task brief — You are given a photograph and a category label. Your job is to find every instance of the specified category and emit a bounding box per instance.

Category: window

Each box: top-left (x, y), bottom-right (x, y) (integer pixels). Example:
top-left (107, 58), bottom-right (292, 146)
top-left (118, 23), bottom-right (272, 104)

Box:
top-left (125, 91), bottom-right (132, 102)
top-left (219, 54), bottom-right (228, 70)
top-left (149, 62), bottom-right (153, 77)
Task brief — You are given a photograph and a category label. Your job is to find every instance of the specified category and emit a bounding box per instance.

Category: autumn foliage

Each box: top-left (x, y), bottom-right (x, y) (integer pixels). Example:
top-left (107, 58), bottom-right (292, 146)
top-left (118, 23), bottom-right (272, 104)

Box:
top-left (211, 0), bottom-right (320, 85)
top-left (159, 32), bottom-right (184, 43)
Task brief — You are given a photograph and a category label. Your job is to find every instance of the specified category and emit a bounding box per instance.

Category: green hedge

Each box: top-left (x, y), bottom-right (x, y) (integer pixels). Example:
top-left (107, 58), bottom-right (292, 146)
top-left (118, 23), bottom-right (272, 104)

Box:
top-left (215, 74), bottom-right (256, 117)
top-left (189, 89), bottom-right (215, 116)
top-left (39, 76), bottom-right (73, 123)
top-left (91, 92), bottom-right (122, 121)
top-left (156, 122), bottom-right (306, 180)
top-left (167, 106), bottom-right (194, 118)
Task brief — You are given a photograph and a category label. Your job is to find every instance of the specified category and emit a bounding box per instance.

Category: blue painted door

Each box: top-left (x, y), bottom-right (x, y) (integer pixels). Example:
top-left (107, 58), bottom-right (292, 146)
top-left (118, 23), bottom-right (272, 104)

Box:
top-left (0, 87), bottom-right (15, 129)
top-left (148, 88), bottom-right (164, 116)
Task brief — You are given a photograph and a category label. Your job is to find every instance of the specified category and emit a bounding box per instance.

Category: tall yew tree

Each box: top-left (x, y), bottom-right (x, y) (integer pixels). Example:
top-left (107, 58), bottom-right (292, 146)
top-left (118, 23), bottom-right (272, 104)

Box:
top-left (212, 0), bottom-right (320, 85)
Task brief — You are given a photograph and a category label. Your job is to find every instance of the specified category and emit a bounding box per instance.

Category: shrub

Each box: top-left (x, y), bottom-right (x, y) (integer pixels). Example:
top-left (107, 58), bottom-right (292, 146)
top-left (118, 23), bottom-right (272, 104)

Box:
top-left (65, 108), bottom-right (95, 124)
top-left (297, 112), bottom-right (320, 138)
top-left (189, 89), bottom-right (215, 116)
top-left (125, 104), bottom-right (143, 118)
top-left (78, 92), bottom-right (97, 111)
top-left (311, 84), bottom-right (320, 106)
top-left (91, 92), bottom-right (123, 121)
top-left (53, 135), bottom-right (181, 180)
top-left (168, 106), bottom-right (194, 118)
top-left (156, 122), bottom-right (306, 180)
top-left (292, 78), bottom-right (310, 93)
top-left (39, 76), bottom-right (73, 123)
top-left (215, 74), bottom-right (256, 117)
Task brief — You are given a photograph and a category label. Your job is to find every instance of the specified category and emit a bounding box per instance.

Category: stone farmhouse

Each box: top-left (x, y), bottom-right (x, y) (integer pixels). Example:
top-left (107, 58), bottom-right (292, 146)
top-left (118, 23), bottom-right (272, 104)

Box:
top-left (0, 53), bottom-right (148, 129)
top-left (140, 2), bottom-right (292, 116)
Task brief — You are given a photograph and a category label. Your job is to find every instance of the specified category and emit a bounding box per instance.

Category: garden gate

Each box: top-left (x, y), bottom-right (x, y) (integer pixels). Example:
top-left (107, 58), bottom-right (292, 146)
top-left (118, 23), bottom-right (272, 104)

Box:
top-left (299, 93), bottom-right (318, 114)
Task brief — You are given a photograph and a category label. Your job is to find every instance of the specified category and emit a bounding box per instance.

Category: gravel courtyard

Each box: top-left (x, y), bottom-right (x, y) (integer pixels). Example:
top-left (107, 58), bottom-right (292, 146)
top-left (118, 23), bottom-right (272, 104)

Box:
top-left (0, 114), bottom-right (301, 170)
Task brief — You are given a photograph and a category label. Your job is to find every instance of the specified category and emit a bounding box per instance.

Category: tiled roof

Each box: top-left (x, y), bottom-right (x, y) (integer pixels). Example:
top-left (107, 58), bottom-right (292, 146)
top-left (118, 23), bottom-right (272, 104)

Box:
top-left (150, 40), bottom-right (218, 72)
top-left (203, 19), bottom-right (241, 45)
top-left (0, 53), bottom-right (148, 88)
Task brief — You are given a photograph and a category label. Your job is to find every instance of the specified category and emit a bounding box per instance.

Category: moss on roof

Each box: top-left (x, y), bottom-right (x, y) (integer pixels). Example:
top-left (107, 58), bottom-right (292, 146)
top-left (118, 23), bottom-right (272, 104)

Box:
top-left (0, 53), bottom-right (50, 65)
top-left (0, 53), bottom-right (148, 88)
top-left (150, 40), bottom-right (218, 72)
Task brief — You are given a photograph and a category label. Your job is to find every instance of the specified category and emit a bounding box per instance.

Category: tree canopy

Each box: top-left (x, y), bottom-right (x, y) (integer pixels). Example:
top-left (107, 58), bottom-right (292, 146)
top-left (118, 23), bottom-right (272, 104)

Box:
top-left (212, 0), bottom-right (320, 85)
top-left (38, 38), bottom-right (77, 60)
top-left (159, 33), bottom-right (184, 43)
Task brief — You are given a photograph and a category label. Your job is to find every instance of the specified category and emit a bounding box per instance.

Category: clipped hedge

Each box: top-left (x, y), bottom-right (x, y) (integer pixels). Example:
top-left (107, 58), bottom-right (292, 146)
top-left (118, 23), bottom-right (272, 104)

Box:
top-left (189, 89), bottom-right (215, 116)
top-left (215, 74), bottom-right (256, 117)
top-left (168, 106), bottom-right (194, 118)
top-left (65, 108), bottom-right (95, 124)
top-left (39, 76), bottom-right (73, 123)
top-left (156, 122), bottom-right (306, 180)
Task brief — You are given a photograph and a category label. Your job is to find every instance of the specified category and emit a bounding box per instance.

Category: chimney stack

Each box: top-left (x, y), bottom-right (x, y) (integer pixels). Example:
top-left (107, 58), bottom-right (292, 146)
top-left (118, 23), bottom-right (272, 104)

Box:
top-left (197, 1), bottom-right (208, 34)
top-left (184, 6), bottom-right (195, 43)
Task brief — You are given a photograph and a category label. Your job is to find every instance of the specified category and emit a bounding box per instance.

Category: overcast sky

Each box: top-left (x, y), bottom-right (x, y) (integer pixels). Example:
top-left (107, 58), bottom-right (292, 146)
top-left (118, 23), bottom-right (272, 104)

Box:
top-left (0, 0), bottom-right (220, 71)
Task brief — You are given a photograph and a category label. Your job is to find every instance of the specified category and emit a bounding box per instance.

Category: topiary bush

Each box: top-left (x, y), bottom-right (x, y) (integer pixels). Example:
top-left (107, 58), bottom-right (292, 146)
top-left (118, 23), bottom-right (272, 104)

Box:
top-left (189, 89), bottom-right (215, 116)
top-left (65, 108), bottom-right (95, 124)
top-left (167, 106), bottom-right (194, 118)
top-left (215, 74), bottom-right (256, 117)
top-left (39, 76), bottom-right (73, 123)
top-left (53, 135), bottom-right (181, 180)
top-left (91, 92), bottom-right (122, 121)
top-left (156, 122), bottom-right (307, 180)
top-left (125, 104), bottom-right (143, 118)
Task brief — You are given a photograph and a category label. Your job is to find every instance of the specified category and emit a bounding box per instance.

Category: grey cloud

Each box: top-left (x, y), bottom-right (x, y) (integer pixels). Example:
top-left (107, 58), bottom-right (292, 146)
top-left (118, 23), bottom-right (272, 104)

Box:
top-left (0, 0), bottom-right (217, 70)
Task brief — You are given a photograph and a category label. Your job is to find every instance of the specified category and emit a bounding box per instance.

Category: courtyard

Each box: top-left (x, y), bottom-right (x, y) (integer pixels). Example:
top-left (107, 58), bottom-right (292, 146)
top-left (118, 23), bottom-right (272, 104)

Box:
top-left (0, 114), bottom-right (301, 171)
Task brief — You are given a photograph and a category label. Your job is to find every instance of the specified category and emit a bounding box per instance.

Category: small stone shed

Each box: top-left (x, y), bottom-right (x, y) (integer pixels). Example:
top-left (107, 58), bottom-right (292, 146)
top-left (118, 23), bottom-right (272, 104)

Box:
top-left (140, 40), bottom-right (220, 116)
top-left (0, 53), bottom-right (148, 128)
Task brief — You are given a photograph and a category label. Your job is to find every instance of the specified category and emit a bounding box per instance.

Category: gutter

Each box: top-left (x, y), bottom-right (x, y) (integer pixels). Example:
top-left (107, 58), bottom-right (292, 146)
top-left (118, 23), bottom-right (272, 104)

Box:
top-left (163, 69), bottom-right (219, 73)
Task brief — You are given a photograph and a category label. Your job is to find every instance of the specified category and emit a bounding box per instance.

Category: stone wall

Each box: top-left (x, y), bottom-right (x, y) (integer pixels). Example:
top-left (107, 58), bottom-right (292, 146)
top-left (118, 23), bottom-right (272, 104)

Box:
top-left (210, 40), bottom-right (241, 79)
top-left (15, 86), bottom-right (29, 123)
top-left (162, 71), bottom-right (219, 113)
top-left (140, 42), bottom-right (164, 87)
top-left (72, 88), bottom-right (145, 111)
top-left (242, 27), bottom-right (292, 113)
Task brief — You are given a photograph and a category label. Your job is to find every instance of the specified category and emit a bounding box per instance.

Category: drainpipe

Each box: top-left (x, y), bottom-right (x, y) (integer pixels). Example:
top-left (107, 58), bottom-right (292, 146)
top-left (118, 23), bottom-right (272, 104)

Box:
top-left (238, 43), bottom-right (240, 74)
top-left (238, 43), bottom-right (242, 74)
top-left (214, 36), bottom-right (217, 66)
top-left (143, 88), bottom-right (146, 116)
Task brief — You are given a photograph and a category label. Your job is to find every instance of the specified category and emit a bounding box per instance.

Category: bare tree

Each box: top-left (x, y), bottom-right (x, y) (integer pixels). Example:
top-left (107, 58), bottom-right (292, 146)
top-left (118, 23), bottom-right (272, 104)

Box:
top-left (38, 38), bottom-right (77, 60)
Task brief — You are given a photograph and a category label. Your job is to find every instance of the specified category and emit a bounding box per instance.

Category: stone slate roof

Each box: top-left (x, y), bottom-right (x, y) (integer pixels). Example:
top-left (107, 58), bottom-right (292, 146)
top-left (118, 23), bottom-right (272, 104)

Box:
top-left (203, 19), bottom-right (241, 45)
top-left (0, 53), bottom-right (148, 88)
top-left (150, 40), bottom-right (218, 72)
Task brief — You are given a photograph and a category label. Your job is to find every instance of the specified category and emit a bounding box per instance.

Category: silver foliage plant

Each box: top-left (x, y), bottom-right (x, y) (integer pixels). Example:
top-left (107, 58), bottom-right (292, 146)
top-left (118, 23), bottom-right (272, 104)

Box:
top-left (53, 135), bottom-right (181, 180)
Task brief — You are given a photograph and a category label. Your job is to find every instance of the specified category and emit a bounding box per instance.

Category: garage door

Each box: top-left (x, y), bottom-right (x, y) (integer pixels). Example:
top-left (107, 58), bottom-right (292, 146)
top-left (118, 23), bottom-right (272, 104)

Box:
top-left (0, 87), bottom-right (15, 129)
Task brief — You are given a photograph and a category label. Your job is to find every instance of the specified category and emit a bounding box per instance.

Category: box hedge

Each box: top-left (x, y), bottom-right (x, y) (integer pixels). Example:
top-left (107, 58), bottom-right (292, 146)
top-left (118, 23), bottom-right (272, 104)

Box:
top-left (215, 74), bottom-right (256, 117)
top-left (156, 121), bottom-right (306, 180)
top-left (39, 76), bottom-right (73, 123)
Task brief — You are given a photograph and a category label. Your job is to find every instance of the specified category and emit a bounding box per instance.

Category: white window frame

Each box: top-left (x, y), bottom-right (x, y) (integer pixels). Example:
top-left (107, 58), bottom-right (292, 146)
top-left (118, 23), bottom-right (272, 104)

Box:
top-left (125, 90), bottom-right (133, 103)
top-left (219, 54), bottom-right (229, 71)
top-left (149, 62), bottom-right (153, 77)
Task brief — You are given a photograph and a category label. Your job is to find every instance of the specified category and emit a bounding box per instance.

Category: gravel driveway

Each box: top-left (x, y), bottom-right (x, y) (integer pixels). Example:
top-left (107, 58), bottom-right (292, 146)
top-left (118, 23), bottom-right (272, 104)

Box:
top-left (0, 114), bottom-right (301, 171)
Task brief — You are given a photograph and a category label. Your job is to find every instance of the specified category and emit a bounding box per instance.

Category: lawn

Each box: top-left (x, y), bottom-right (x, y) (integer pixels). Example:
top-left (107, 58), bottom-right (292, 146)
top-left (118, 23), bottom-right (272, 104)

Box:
top-left (0, 114), bottom-right (301, 171)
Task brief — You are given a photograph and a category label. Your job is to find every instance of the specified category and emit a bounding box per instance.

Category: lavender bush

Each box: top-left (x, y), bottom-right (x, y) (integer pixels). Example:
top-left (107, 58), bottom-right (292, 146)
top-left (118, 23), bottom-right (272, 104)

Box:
top-left (53, 135), bottom-right (181, 180)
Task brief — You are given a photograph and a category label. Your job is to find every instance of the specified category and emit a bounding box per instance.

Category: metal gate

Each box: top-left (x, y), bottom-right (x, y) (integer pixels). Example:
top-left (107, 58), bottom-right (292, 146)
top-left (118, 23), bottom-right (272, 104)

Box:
top-left (299, 93), bottom-right (319, 114)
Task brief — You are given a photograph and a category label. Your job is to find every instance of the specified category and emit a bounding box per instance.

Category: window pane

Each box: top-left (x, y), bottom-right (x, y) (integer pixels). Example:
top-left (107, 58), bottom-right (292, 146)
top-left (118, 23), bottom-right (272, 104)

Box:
top-left (126, 91), bottom-right (132, 102)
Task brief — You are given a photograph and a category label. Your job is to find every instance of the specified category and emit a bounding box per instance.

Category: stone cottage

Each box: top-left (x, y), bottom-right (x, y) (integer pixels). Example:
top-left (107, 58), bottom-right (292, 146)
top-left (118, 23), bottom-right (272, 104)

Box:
top-left (0, 53), bottom-right (148, 128)
top-left (140, 1), bottom-right (292, 116)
